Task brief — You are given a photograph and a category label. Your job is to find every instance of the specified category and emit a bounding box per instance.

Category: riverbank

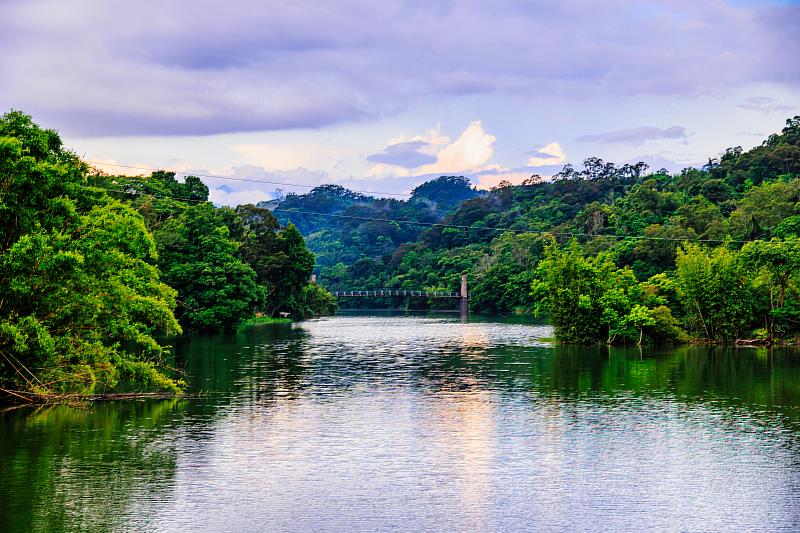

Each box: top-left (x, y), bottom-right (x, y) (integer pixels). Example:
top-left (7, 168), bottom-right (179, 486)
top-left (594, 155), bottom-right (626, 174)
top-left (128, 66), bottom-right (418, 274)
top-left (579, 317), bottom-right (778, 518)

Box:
top-left (237, 316), bottom-right (293, 331)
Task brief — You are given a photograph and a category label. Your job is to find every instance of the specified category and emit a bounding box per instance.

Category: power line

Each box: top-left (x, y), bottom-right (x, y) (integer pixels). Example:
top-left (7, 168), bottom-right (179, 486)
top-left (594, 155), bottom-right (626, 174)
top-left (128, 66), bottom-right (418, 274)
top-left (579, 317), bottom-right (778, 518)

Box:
top-left (98, 184), bottom-right (787, 246)
top-left (101, 186), bottom-right (212, 204)
top-left (88, 161), bottom-right (413, 198)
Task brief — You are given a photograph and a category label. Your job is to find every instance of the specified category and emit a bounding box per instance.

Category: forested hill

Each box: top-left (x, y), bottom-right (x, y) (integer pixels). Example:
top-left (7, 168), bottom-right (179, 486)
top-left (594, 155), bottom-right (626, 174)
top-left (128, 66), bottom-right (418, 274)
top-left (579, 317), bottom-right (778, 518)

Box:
top-left (271, 116), bottom-right (800, 320)
top-left (259, 175), bottom-right (480, 268)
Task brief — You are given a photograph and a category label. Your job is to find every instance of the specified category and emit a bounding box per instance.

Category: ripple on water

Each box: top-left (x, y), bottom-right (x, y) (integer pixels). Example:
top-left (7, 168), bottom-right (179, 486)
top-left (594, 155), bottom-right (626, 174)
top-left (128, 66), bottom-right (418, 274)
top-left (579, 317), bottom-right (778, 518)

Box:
top-left (3, 314), bottom-right (800, 532)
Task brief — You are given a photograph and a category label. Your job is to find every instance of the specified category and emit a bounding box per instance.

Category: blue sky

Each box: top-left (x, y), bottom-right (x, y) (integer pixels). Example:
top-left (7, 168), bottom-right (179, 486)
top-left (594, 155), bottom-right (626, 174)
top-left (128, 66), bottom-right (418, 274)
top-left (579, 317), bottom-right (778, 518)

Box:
top-left (1, 0), bottom-right (798, 205)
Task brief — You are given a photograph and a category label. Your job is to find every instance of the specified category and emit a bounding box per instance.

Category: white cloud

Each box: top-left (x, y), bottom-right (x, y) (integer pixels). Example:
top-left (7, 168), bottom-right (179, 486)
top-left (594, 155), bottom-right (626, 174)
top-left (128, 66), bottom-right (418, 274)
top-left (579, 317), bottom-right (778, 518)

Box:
top-left (208, 187), bottom-right (272, 207)
top-left (388, 125), bottom-right (450, 156)
top-left (368, 121), bottom-right (498, 178)
top-left (474, 171), bottom-right (536, 190)
top-left (88, 158), bottom-right (145, 176)
top-left (420, 121), bottom-right (496, 174)
top-left (527, 142), bottom-right (566, 167)
top-left (230, 143), bottom-right (313, 170)
top-left (368, 163), bottom-right (412, 178)
top-left (88, 157), bottom-right (200, 177)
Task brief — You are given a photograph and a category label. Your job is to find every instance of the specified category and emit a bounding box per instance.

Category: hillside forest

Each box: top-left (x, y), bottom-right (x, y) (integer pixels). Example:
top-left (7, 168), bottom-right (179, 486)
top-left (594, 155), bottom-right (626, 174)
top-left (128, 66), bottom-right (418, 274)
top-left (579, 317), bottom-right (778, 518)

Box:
top-left (268, 116), bottom-right (800, 346)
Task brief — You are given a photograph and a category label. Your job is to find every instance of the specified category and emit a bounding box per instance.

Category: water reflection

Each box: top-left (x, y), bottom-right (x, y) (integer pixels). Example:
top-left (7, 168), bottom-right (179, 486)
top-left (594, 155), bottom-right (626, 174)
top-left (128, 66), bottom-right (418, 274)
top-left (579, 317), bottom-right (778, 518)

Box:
top-left (0, 400), bottom-right (185, 532)
top-left (2, 314), bottom-right (800, 531)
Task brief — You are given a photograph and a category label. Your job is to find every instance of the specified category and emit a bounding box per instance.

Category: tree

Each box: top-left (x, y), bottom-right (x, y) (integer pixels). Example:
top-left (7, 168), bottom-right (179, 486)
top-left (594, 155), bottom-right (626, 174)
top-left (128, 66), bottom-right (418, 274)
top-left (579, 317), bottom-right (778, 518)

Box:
top-left (740, 238), bottom-right (800, 340)
top-left (261, 224), bottom-right (316, 317)
top-left (531, 240), bottom-right (616, 343)
top-left (0, 111), bottom-right (183, 398)
top-left (533, 240), bottom-right (684, 345)
top-left (155, 203), bottom-right (259, 332)
top-left (728, 180), bottom-right (800, 238)
top-left (675, 243), bottom-right (752, 342)
top-left (410, 176), bottom-right (479, 213)
top-left (625, 305), bottom-right (656, 346)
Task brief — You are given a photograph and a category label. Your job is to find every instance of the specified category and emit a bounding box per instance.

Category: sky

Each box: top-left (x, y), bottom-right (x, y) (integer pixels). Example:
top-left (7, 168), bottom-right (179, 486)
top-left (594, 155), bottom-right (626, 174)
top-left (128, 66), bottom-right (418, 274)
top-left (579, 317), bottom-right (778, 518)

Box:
top-left (1, 0), bottom-right (798, 205)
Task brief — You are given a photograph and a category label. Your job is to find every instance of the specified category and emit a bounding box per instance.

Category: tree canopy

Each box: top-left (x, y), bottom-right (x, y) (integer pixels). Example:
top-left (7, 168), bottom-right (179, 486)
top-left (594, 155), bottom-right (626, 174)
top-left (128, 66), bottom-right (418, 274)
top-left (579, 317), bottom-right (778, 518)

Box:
top-left (1, 111), bottom-right (336, 401)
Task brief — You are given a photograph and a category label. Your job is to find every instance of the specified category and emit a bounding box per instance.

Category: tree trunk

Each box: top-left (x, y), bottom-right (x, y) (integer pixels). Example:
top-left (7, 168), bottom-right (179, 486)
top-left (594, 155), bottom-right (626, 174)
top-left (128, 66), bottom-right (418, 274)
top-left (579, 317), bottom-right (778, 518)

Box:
top-left (695, 300), bottom-right (711, 340)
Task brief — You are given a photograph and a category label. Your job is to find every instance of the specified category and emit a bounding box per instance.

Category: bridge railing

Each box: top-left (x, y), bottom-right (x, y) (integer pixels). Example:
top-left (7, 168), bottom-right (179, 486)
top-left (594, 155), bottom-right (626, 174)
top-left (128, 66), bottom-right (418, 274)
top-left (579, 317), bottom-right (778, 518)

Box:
top-left (331, 289), bottom-right (461, 298)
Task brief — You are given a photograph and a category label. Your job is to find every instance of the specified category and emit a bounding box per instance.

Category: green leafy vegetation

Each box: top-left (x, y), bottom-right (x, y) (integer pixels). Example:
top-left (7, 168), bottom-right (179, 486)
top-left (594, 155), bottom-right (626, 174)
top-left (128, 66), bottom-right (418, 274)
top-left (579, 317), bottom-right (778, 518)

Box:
top-left (92, 165), bottom-right (336, 327)
top-left (0, 111), bottom-right (183, 400)
top-left (237, 316), bottom-right (293, 330)
top-left (4, 109), bottom-right (800, 400)
top-left (275, 116), bottom-right (800, 345)
top-left (0, 111), bottom-right (336, 402)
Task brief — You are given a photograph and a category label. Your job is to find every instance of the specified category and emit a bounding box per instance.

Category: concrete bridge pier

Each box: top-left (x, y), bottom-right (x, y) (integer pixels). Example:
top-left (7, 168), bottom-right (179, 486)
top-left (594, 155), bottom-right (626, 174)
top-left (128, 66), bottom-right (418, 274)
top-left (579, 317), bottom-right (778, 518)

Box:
top-left (460, 273), bottom-right (469, 319)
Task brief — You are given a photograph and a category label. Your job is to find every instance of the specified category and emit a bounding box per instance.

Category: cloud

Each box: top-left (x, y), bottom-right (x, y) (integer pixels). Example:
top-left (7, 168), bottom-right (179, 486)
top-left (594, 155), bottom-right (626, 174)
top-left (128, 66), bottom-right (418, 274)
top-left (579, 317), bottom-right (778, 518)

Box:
top-left (472, 163), bottom-right (566, 190)
top-left (208, 186), bottom-right (272, 207)
top-left (738, 96), bottom-right (795, 114)
top-left (1, 0), bottom-right (798, 136)
top-left (577, 126), bottom-right (688, 144)
top-left (230, 143), bottom-right (313, 170)
top-left (367, 141), bottom-right (436, 168)
top-left (183, 165), bottom-right (335, 205)
top-left (418, 121), bottom-right (497, 174)
top-left (88, 158), bottom-right (148, 177)
top-left (387, 127), bottom-right (450, 150)
top-left (527, 142), bottom-right (566, 167)
top-left (474, 172), bottom-right (538, 190)
top-left (369, 121), bottom-right (497, 178)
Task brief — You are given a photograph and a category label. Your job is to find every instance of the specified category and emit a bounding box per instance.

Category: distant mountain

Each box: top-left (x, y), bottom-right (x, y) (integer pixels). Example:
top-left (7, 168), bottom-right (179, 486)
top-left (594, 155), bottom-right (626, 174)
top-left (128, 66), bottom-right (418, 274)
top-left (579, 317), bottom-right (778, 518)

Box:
top-left (256, 177), bottom-right (482, 267)
top-left (408, 175), bottom-right (482, 214)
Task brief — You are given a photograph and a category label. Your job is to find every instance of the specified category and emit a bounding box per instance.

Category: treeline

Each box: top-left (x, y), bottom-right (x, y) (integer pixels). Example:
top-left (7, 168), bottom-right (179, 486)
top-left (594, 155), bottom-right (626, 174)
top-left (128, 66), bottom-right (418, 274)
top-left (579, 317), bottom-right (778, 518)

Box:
top-left (278, 116), bottom-right (800, 344)
top-left (91, 172), bottom-right (337, 330)
top-left (264, 176), bottom-right (480, 269)
top-left (532, 238), bottom-right (800, 345)
top-left (0, 111), bottom-right (335, 401)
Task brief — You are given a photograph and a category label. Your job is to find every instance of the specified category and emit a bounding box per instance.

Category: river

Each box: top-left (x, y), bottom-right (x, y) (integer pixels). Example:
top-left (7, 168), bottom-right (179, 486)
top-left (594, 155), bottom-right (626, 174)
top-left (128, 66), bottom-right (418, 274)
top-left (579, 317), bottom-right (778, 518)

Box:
top-left (2, 313), bottom-right (800, 531)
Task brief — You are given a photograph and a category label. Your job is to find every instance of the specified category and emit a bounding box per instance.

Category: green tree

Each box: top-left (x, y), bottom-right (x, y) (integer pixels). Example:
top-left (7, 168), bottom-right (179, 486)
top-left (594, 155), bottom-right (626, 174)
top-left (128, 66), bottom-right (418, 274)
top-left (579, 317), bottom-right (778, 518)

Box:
top-left (155, 203), bottom-right (258, 332)
top-left (675, 243), bottom-right (752, 342)
top-left (624, 305), bottom-right (656, 346)
top-left (531, 240), bottom-right (616, 343)
top-left (740, 238), bottom-right (800, 340)
top-left (0, 111), bottom-right (183, 398)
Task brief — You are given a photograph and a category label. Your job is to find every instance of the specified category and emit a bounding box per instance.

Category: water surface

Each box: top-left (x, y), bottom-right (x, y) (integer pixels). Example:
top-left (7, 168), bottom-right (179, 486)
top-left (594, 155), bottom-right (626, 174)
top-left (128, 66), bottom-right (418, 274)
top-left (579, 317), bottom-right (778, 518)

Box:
top-left (3, 313), bottom-right (800, 531)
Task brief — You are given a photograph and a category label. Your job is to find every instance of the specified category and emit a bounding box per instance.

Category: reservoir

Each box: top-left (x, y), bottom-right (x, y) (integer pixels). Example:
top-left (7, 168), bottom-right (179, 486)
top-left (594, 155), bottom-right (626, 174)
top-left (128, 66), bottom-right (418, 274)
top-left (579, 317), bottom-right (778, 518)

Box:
top-left (2, 313), bottom-right (800, 531)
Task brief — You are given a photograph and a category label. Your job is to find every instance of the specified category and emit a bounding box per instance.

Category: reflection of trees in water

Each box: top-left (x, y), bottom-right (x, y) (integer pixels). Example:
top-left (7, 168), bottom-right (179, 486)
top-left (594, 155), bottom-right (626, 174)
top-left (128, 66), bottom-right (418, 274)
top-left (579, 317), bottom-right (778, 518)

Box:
top-left (386, 343), bottom-right (800, 425)
top-left (171, 324), bottom-right (312, 407)
top-left (192, 322), bottom-right (800, 428)
top-left (0, 325), bottom-right (315, 532)
top-left (0, 399), bottom-right (184, 532)
top-left (4, 323), bottom-right (800, 531)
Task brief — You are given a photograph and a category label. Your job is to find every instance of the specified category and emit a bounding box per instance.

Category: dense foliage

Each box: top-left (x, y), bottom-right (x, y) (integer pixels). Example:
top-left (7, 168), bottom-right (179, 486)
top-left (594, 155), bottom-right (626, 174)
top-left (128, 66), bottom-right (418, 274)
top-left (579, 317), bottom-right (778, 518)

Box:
top-left (92, 168), bottom-right (335, 326)
top-left (0, 111), bottom-right (183, 399)
top-left (0, 112), bottom-right (335, 401)
top-left (276, 116), bottom-right (800, 344)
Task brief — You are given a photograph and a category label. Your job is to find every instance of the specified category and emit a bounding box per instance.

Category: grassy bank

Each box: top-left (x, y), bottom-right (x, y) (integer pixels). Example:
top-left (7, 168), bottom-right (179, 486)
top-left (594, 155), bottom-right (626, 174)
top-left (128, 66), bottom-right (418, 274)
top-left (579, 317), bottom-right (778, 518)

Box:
top-left (238, 316), bottom-right (293, 331)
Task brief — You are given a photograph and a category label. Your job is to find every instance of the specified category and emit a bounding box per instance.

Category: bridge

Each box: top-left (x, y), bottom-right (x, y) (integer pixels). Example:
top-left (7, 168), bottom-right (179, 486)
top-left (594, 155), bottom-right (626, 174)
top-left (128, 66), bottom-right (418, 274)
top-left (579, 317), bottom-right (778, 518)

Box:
top-left (315, 274), bottom-right (469, 315)
top-left (332, 289), bottom-right (460, 298)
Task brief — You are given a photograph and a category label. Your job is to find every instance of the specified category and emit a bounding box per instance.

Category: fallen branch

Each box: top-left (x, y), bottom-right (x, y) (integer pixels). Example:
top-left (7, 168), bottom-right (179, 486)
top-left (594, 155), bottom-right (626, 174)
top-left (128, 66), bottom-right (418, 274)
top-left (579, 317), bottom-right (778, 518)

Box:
top-left (735, 338), bottom-right (772, 346)
top-left (0, 387), bottom-right (36, 403)
top-left (1, 389), bottom-right (203, 406)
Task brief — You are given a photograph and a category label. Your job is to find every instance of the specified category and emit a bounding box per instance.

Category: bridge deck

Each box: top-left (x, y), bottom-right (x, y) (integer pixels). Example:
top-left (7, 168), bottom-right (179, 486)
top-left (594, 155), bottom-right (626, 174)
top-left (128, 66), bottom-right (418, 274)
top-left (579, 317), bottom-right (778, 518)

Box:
top-left (332, 290), bottom-right (461, 298)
